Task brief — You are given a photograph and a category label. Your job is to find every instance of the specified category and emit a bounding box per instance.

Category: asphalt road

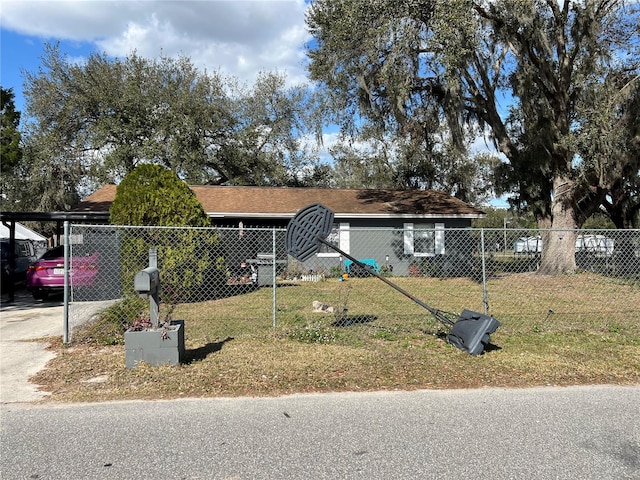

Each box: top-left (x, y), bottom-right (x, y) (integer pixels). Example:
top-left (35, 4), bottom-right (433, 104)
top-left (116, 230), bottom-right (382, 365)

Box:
top-left (1, 385), bottom-right (639, 479)
top-left (1, 289), bottom-right (639, 479)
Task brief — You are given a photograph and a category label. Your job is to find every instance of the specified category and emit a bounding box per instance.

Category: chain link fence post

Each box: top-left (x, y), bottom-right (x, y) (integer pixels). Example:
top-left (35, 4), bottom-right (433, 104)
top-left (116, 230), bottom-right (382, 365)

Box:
top-left (480, 227), bottom-right (489, 315)
top-left (63, 221), bottom-right (70, 344)
top-left (272, 227), bottom-right (277, 330)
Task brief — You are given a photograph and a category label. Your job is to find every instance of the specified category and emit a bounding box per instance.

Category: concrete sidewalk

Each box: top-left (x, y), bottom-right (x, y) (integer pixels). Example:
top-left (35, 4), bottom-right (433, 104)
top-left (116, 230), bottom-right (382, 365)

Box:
top-left (0, 289), bottom-right (62, 403)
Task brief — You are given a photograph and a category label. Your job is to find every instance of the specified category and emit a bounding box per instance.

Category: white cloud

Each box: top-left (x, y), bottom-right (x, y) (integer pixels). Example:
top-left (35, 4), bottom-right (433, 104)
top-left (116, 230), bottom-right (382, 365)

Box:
top-left (1, 0), bottom-right (311, 85)
top-left (1, 1), bottom-right (136, 40)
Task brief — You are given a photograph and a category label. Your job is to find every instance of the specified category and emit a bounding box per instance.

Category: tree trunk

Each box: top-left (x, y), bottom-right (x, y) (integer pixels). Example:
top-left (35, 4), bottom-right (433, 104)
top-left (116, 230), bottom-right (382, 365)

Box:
top-left (537, 177), bottom-right (579, 275)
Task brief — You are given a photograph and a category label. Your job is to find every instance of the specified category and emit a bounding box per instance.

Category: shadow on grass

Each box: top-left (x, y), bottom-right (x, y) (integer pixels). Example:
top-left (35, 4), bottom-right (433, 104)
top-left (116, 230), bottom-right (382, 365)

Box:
top-left (185, 337), bottom-right (234, 363)
top-left (331, 315), bottom-right (377, 327)
top-left (483, 343), bottom-right (503, 353)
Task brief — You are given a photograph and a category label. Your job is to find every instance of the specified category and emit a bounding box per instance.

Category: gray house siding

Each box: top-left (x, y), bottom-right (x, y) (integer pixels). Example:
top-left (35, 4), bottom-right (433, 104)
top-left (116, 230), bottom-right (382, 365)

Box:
top-left (349, 228), bottom-right (395, 269)
top-left (295, 216), bottom-right (475, 277)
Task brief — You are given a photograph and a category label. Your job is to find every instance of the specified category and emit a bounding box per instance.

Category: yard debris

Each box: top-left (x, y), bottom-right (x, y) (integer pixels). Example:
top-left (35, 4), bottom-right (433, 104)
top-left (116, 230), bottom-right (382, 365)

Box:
top-left (287, 203), bottom-right (501, 355)
top-left (312, 300), bottom-right (335, 314)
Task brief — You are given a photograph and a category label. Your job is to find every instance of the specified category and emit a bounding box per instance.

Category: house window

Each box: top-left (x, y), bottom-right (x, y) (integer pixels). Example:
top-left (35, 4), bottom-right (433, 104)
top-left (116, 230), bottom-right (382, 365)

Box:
top-left (318, 222), bottom-right (350, 257)
top-left (404, 223), bottom-right (445, 256)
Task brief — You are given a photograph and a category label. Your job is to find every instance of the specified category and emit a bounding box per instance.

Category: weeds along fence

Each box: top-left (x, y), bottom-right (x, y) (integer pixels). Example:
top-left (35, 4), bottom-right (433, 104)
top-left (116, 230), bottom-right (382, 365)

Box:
top-left (67, 224), bottom-right (640, 344)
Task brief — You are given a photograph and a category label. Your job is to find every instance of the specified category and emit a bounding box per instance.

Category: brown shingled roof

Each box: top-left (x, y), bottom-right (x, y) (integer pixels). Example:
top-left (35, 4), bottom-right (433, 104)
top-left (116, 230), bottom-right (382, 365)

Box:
top-left (75, 184), bottom-right (484, 218)
top-left (75, 184), bottom-right (117, 212)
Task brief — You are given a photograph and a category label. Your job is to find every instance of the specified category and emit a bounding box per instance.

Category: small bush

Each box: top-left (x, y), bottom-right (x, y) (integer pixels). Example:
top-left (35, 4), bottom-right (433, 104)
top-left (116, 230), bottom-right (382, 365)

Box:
top-left (73, 296), bottom-right (146, 345)
top-left (380, 264), bottom-right (394, 277)
top-left (328, 265), bottom-right (344, 278)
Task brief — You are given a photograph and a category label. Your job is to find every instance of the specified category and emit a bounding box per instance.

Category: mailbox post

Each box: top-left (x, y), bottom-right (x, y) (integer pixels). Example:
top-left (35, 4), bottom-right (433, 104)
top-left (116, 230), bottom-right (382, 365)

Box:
top-left (125, 248), bottom-right (185, 368)
top-left (134, 266), bottom-right (160, 328)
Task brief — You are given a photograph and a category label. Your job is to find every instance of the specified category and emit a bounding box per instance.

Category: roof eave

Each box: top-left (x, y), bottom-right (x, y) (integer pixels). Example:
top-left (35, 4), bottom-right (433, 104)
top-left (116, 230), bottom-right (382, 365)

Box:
top-left (207, 212), bottom-right (485, 219)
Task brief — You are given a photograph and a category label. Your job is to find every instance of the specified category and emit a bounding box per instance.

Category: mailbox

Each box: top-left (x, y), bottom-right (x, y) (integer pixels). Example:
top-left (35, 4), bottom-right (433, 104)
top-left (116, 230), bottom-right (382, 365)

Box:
top-left (134, 265), bottom-right (160, 328)
top-left (124, 248), bottom-right (186, 369)
top-left (134, 266), bottom-right (159, 295)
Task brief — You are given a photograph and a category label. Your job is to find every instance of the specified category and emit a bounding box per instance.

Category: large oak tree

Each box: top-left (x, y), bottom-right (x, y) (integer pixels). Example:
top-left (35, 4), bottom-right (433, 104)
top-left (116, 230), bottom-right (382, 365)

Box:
top-left (19, 44), bottom-right (326, 208)
top-left (306, 0), bottom-right (640, 274)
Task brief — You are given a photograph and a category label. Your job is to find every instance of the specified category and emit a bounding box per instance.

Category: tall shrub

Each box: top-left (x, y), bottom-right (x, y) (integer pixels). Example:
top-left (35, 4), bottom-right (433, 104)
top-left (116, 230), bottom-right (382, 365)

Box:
top-left (110, 164), bottom-right (225, 307)
top-left (110, 164), bottom-right (210, 227)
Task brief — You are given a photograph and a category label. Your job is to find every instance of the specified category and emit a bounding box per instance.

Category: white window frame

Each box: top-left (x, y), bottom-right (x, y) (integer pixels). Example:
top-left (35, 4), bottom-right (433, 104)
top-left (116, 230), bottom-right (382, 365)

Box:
top-left (404, 222), bottom-right (445, 256)
top-left (317, 222), bottom-right (350, 257)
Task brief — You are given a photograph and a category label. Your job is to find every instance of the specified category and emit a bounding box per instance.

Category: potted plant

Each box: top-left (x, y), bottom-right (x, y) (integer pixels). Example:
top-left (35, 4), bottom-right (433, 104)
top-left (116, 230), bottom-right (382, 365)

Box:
top-left (124, 314), bottom-right (185, 369)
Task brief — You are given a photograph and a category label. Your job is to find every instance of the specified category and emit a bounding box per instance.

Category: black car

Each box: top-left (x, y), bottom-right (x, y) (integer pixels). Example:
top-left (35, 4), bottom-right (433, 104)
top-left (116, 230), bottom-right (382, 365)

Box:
top-left (1, 238), bottom-right (37, 290)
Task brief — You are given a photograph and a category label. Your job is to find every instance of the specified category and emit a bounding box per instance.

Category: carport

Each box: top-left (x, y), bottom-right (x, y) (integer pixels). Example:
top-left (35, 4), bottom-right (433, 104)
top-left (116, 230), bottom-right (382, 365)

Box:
top-left (0, 211), bottom-right (110, 302)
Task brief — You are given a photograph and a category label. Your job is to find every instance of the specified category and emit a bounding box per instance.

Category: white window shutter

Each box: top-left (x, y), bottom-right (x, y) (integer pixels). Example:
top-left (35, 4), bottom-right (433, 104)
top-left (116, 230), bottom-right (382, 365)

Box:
top-left (435, 223), bottom-right (445, 254)
top-left (339, 223), bottom-right (350, 254)
top-left (404, 223), bottom-right (414, 255)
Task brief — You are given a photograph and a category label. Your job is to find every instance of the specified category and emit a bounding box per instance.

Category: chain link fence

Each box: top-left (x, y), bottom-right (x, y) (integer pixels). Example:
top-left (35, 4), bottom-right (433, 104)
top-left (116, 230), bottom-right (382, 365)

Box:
top-left (67, 224), bottom-right (640, 344)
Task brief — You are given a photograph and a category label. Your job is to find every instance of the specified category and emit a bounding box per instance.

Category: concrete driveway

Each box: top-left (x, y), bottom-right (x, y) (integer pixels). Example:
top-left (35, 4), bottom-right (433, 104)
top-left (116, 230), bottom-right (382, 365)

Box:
top-left (0, 288), bottom-right (62, 403)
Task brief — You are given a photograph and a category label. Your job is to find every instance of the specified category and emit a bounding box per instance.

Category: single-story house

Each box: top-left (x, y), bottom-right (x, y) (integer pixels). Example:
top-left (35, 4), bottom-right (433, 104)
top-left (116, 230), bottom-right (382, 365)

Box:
top-left (75, 185), bottom-right (485, 276)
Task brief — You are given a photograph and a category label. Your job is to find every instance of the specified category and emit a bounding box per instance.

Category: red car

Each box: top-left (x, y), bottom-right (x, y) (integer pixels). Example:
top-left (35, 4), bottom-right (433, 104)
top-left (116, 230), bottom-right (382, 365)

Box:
top-left (27, 246), bottom-right (99, 300)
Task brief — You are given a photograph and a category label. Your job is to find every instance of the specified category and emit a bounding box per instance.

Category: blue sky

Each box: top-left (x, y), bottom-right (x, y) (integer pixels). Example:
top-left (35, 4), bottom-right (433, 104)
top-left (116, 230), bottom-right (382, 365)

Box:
top-left (1, 0), bottom-right (312, 112)
top-left (1, 30), bottom-right (48, 111)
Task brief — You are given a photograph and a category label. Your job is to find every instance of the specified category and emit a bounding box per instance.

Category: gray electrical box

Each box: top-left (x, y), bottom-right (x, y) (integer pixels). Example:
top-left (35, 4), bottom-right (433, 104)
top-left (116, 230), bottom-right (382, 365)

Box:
top-left (134, 267), bottom-right (159, 295)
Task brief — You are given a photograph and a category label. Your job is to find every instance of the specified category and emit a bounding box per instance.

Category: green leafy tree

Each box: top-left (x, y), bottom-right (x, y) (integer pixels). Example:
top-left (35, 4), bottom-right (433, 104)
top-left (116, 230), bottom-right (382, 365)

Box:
top-left (0, 88), bottom-right (21, 172)
top-left (328, 124), bottom-right (500, 204)
top-left (582, 213), bottom-right (615, 230)
top-left (110, 165), bottom-right (224, 307)
top-left (23, 45), bottom-right (233, 186)
top-left (1, 86), bottom-right (80, 216)
top-left (306, 0), bottom-right (639, 274)
top-left (575, 71), bottom-right (640, 229)
top-left (329, 131), bottom-right (396, 189)
top-left (21, 44), bottom-right (328, 205)
top-left (223, 71), bottom-right (328, 186)
top-left (0, 87), bottom-right (23, 210)
top-left (110, 164), bottom-right (209, 227)
top-left (308, 1), bottom-right (487, 200)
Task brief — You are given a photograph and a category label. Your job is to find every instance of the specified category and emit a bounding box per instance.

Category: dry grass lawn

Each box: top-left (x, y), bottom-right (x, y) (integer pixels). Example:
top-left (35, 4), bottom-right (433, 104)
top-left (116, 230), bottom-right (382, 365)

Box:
top-left (32, 273), bottom-right (640, 402)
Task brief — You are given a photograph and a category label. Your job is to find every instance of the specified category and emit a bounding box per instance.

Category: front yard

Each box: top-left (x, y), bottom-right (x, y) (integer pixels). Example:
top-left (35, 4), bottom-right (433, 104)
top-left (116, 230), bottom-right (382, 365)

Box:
top-left (33, 273), bottom-right (640, 402)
